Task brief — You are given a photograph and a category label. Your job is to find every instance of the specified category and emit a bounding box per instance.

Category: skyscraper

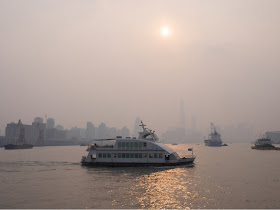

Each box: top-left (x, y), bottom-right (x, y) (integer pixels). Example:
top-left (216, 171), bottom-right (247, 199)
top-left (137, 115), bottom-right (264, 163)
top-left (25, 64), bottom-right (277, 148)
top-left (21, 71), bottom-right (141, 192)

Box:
top-left (86, 122), bottom-right (95, 139)
top-left (133, 117), bottom-right (142, 137)
top-left (34, 117), bottom-right (43, 124)
top-left (97, 123), bottom-right (107, 139)
top-left (46, 118), bottom-right (55, 129)
top-left (179, 100), bottom-right (186, 129)
top-left (191, 115), bottom-right (197, 133)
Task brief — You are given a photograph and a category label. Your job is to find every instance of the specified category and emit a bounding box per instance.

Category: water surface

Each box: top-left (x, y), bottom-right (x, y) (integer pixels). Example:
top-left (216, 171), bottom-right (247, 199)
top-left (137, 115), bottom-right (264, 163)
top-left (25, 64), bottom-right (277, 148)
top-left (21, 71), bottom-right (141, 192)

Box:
top-left (0, 144), bottom-right (279, 209)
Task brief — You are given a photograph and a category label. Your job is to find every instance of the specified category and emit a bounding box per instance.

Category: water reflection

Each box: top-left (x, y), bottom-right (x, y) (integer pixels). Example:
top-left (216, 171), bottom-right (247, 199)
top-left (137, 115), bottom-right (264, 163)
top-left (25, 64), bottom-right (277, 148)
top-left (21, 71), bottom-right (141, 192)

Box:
top-left (85, 165), bottom-right (200, 209)
top-left (79, 144), bottom-right (222, 209)
top-left (130, 167), bottom-right (198, 209)
top-left (1, 144), bottom-right (280, 209)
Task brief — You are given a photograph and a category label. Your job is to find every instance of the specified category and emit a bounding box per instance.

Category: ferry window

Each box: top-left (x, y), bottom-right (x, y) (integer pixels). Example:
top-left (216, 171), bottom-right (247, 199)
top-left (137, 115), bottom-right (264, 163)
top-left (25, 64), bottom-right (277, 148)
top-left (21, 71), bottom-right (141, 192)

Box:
top-left (129, 142), bottom-right (133, 147)
top-left (107, 153), bottom-right (111, 158)
top-left (126, 142), bottom-right (129, 148)
top-left (143, 154), bottom-right (147, 158)
top-left (130, 154), bottom-right (134, 158)
top-left (154, 153), bottom-right (158, 158)
top-left (121, 142), bottom-right (125, 147)
top-left (118, 142), bottom-right (121, 148)
top-left (134, 142), bottom-right (138, 147)
top-left (143, 142), bottom-right (147, 147)
top-left (103, 153), bottom-right (106, 158)
top-left (159, 154), bottom-right (163, 158)
top-left (122, 153), bottom-right (125, 158)
top-left (118, 153), bottom-right (121, 158)
top-left (98, 153), bottom-right (102, 158)
top-left (138, 142), bottom-right (142, 147)
top-left (149, 154), bottom-right (153, 158)
top-left (125, 153), bottom-right (130, 158)
top-left (135, 153), bottom-right (139, 158)
top-left (114, 154), bottom-right (117, 158)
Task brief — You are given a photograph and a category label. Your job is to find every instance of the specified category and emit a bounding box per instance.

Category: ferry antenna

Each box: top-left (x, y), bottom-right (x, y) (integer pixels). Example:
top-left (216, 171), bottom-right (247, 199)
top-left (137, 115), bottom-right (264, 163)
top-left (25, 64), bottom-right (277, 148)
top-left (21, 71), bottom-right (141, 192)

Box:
top-left (139, 121), bottom-right (146, 130)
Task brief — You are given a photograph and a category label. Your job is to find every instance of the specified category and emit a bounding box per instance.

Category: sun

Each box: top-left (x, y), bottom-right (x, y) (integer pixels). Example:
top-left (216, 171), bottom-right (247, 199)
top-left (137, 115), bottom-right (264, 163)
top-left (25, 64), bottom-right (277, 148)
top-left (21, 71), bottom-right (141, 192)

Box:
top-left (161, 26), bottom-right (170, 37)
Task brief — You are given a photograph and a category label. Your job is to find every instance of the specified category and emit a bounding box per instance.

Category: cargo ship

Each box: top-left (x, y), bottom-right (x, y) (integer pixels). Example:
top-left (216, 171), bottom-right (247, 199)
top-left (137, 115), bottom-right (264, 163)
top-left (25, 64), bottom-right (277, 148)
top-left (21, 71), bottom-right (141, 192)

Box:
top-left (204, 122), bottom-right (223, 146)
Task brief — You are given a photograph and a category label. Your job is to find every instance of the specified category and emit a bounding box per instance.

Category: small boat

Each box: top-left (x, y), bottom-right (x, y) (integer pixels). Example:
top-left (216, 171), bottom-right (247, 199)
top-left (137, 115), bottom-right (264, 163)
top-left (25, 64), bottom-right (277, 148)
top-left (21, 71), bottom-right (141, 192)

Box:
top-left (204, 123), bottom-right (223, 146)
top-left (172, 143), bottom-right (178, 145)
top-left (4, 144), bottom-right (34, 150)
top-left (81, 121), bottom-right (195, 166)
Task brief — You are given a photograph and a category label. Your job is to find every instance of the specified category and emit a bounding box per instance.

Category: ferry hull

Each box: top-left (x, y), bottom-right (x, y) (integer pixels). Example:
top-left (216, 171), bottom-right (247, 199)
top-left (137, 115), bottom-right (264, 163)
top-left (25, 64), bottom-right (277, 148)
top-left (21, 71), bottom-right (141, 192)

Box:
top-left (251, 145), bottom-right (280, 150)
top-left (81, 158), bottom-right (195, 167)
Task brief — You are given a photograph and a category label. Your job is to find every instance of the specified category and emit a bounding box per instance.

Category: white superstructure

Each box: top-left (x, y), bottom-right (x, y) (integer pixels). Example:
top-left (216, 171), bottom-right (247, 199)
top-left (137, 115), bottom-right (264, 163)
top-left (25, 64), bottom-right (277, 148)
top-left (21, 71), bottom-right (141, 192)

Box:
top-left (81, 121), bottom-right (195, 166)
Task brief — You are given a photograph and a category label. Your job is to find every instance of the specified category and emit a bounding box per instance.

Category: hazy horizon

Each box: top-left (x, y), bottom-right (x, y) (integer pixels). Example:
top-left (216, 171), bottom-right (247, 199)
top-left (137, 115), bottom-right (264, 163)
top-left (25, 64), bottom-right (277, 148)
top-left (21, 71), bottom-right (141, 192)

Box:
top-left (1, 0), bottom-right (280, 142)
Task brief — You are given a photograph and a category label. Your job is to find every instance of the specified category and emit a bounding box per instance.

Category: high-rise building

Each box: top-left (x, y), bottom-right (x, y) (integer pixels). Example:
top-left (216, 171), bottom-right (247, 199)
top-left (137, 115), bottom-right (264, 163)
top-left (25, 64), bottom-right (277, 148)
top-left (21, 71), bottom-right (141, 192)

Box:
top-left (191, 115), bottom-right (197, 133)
top-left (86, 122), bottom-right (95, 139)
top-left (46, 118), bottom-right (55, 129)
top-left (97, 123), bottom-right (107, 139)
top-left (46, 128), bottom-right (66, 139)
top-left (34, 117), bottom-right (43, 124)
top-left (265, 131), bottom-right (280, 144)
top-left (66, 127), bottom-right (81, 140)
top-left (120, 126), bottom-right (130, 138)
top-left (133, 117), bottom-right (141, 137)
top-left (5, 122), bottom-right (18, 138)
top-left (5, 120), bottom-right (46, 144)
top-left (179, 100), bottom-right (186, 129)
top-left (55, 125), bottom-right (64, 131)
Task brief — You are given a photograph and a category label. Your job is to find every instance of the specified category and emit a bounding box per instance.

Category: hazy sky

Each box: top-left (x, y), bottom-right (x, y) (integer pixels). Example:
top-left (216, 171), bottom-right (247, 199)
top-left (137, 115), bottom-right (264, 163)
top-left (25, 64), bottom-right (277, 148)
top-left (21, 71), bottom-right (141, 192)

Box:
top-left (0, 0), bottom-right (280, 136)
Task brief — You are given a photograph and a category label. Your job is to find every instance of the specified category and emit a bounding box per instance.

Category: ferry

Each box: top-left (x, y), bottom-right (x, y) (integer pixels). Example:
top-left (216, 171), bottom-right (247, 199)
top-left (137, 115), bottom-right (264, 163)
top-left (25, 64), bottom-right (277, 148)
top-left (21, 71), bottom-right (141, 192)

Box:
top-left (81, 121), bottom-right (195, 166)
top-left (251, 137), bottom-right (280, 150)
top-left (204, 122), bottom-right (223, 146)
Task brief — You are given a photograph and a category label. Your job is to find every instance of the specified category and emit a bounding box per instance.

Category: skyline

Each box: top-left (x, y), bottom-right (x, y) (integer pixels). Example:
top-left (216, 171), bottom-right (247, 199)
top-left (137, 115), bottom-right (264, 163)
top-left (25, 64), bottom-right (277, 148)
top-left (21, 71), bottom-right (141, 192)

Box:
top-left (1, 0), bottom-right (280, 140)
top-left (0, 112), bottom-right (273, 143)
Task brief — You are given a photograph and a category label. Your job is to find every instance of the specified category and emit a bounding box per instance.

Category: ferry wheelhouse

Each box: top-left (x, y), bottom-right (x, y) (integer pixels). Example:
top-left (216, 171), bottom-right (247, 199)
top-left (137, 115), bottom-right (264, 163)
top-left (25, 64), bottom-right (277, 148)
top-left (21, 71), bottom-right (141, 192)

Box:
top-left (81, 122), bottom-right (195, 166)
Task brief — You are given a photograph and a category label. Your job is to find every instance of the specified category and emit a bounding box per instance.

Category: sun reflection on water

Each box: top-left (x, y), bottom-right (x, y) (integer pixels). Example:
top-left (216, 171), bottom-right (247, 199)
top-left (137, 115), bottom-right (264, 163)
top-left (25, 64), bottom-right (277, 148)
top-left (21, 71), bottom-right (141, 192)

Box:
top-left (133, 167), bottom-right (199, 209)
top-left (109, 166), bottom-right (204, 209)
top-left (109, 145), bottom-right (224, 209)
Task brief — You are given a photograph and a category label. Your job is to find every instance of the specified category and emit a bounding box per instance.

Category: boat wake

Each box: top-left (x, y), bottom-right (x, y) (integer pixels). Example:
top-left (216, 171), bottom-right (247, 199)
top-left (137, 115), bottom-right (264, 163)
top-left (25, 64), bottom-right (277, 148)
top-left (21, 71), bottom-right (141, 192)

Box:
top-left (0, 161), bottom-right (80, 167)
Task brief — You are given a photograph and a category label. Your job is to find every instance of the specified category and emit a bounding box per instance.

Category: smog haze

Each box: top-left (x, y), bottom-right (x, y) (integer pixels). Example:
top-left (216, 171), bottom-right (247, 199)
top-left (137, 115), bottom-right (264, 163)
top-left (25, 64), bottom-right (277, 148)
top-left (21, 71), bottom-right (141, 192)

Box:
top-left (1, 0), bottom-right (280, 142)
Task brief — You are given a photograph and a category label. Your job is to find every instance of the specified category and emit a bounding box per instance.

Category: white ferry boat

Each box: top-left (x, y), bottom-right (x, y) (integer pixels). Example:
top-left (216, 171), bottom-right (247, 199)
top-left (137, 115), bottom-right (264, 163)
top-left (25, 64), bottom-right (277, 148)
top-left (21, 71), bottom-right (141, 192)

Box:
top-left (204, 122), bottom-right (223, 146)
top-left (81, 122), bottom-right (195, 166)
